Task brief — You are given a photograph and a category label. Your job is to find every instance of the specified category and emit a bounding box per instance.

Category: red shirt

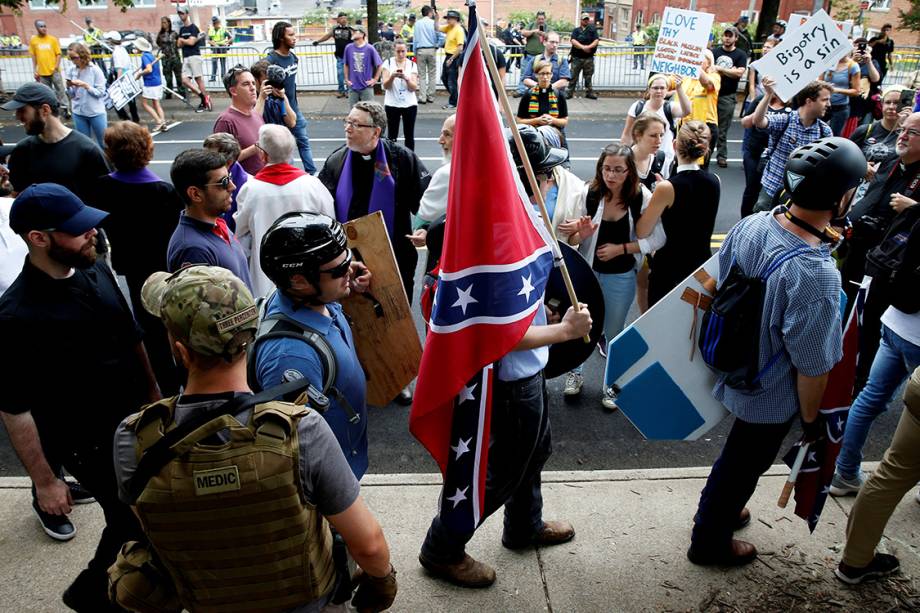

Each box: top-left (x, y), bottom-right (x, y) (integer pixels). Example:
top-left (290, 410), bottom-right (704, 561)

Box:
top-left (213, 106), bottom-right (265, 175)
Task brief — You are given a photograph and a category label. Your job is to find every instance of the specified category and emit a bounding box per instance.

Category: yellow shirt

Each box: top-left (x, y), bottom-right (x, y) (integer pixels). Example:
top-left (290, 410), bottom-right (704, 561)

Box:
top-left (439, 24), bottom-right (465, 56)
top-left (29, 34), bottom-right (60, 76)
top-left (681, 72), bottom-right (720, 124)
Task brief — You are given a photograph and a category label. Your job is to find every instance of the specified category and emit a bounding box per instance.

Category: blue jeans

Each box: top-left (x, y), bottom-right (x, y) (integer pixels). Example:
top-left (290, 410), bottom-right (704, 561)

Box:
top-left (573, 269), bottom-right (636, 375)
top-left (835, 325), bottom-right (920, 479)
top-left (827, 103), bottom-right (850, 136)
top-left (336, 57), bottom-right (345, 94)
top-left (72, 113), bottom-right (107, 150)
top-left (291, 112), bottom-right (316, 175)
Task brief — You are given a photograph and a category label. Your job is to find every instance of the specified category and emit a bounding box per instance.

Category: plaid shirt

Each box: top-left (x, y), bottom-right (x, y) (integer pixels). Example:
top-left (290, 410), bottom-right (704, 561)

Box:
top-left (713, 213), bottom-right (843, 424)
top-left (761, 111), bottom-right (832, 198)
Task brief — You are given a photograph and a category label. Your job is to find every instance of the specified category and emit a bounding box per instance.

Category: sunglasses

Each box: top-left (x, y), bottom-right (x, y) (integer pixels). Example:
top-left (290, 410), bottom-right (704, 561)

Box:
top-left (202, 175), bottom-right (233, 190)
top-left (318, 250), bottom-right (353, 278)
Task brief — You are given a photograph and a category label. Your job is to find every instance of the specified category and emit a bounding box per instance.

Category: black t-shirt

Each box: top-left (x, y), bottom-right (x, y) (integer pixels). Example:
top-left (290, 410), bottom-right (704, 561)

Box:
top-left (869, 37), bottom-right (894, 69)
top-left (333, 25), bottom-right (354, 58)
top-left (570, 25), bottom-right (599, 59)
top-left (0, 259), bottom-right (146, 451)
top-left (593, 215), bottom-right (634, 274)
top-left (712, 46), bottom-right (748, 96)
top-left (178, 23), bottom-right (203, 58)
top-left (517, 88), bottom-right (568, 119)
top-left (9, 130), bottom-right (110, 205)
top-left (850, 121), bottom-right (897, 163)
top-left (379, 29), bottom-right (395, 42)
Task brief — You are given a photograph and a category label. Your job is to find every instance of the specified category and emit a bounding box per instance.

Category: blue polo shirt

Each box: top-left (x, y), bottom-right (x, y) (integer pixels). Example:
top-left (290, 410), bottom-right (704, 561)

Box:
top-left (253, 291), bottom-right (368, 479)
top-left (262, 96), bottom-right (287, 127)
top-left (166, 211), bottom-right (253, 290)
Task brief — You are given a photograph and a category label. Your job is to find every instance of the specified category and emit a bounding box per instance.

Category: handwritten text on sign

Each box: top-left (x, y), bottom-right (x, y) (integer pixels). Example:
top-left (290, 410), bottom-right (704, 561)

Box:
top-left (751, 10), bottom-right (851, 103)
top-left (650, 8), bottom-right (714, 79)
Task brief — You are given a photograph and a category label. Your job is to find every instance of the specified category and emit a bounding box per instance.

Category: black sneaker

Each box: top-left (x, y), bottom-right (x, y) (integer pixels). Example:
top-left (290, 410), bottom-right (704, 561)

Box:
top-left (32, 500), bottom-right (76, 541)
top-left (835, 553), bottom-right (900, 584)
top-left (196, 102), bottom-right (206, 113)
top-left (66, 480), bottom-right (95, 505)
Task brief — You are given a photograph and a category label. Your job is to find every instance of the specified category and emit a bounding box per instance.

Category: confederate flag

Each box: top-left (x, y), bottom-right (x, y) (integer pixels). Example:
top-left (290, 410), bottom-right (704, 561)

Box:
top-left (783, 283), bottom-right (864, 532)
top-left (408, 4), bottom-right (555, 533)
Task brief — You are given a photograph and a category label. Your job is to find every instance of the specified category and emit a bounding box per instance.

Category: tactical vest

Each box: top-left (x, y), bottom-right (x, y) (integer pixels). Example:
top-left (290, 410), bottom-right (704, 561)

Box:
top-left (129, 397), bottom-right (336, 613)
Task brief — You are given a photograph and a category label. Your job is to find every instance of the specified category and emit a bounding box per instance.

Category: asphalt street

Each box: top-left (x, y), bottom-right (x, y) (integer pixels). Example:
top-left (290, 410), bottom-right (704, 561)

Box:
top-left (0, 117), bottom-right (902, 477)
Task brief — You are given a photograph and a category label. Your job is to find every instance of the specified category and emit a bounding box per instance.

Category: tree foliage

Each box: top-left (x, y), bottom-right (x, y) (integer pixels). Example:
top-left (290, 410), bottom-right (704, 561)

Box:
top-left (0, 0), bottom-right (136, 12)
top-left (832, 0), bottom-right (865, 25)
top-left (901, 0), bottom-right (920, 32)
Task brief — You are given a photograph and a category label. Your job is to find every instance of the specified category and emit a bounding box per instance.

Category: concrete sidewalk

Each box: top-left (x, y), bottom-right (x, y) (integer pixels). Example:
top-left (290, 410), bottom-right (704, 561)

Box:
top-left (1, 464), bottom-right (918, 612)
top-left (156, 91), bottom-right (634, 124)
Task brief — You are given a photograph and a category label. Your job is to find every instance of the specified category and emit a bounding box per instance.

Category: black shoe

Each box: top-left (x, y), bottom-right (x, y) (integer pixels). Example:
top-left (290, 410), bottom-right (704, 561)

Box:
top-left (442, 104), bottom-right (456, 110)
top-left (586, 92), bottom-right (598, 100)
top-left (196, 102), bottom-right (206, 113)
top-left (66, 480), bottom-right (95, 505)
top-left (687, 539), bottom-right (757, 566)
top-left (835, 553), bottom-right (900, 584)
top-left (394, 386), bottom-right (413, 405)
top-left (32, 500), bottom-right (75, 541)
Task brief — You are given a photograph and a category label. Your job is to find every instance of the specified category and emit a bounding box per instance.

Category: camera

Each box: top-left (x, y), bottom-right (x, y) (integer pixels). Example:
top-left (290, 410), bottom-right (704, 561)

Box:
top-left (266, 65), bottom-right (286, 90)
top-left (857, 41), bottom-right (867, 53)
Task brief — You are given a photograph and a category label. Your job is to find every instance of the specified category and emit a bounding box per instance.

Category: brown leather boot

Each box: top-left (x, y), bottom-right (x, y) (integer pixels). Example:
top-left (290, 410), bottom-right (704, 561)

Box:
top-left (503, 520), bottom-right (575, 549)
top-left (687, 539), bottom-right (758, 566)
top-left (418, 553), bottom-right (496, 588)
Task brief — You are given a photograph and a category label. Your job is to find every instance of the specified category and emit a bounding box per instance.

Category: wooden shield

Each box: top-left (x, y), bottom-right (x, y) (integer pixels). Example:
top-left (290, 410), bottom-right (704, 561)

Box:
top-left (341, 212), bottom-right (422, 406)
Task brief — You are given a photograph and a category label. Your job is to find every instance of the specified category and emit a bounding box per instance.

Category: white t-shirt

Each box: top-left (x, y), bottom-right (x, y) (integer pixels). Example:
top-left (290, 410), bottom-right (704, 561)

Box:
top-left (882, 307), bottom-right (920, 348)
top-left (112, 45), bottom-right (131, 73)
top-left (382, 58), bottom-right (418, 108)
top-left (0, 199), bottom-right (27, 296)
top-left (628, 99), bottom-right (678, 165)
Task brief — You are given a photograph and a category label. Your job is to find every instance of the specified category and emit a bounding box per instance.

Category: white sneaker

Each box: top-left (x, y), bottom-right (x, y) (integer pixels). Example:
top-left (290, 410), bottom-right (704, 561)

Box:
top-left (829, 471), bottom-right (864, 497)
top-left (563, 372), bottom-right (584, 396)
top-left (601, 387), bottom-right (618, 412)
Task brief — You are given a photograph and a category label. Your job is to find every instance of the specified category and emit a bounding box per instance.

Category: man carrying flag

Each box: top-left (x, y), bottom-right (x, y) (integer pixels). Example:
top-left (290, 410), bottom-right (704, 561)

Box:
top-left (409, 4), bottom-right (592, 588)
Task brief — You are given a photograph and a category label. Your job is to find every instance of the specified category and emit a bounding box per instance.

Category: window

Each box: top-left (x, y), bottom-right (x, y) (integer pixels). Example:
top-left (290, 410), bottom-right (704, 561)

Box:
top-left (871, 0), bottom-right (892, 9)
top-left (132, 0), bottom-right (155, 6)
top-left (78, 0), bottom-right (106, 7)
top-left (28, 0), bottom-right (52, 9)
top-left (635, 10), bottom-right (644, 28)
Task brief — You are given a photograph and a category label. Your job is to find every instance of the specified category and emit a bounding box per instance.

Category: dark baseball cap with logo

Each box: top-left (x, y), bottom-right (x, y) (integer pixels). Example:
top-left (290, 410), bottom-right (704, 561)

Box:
top-left (1, 82), bottom-right (59, 111)
top-left (10, 183), bottom-right (108, 235)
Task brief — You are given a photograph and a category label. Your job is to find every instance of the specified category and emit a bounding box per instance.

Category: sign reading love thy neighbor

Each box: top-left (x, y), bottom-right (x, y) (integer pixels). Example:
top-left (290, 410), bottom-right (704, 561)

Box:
top-left (751, 9), bottom-right (852, 103)
top-left (650, 7), bottom-right (715, 79)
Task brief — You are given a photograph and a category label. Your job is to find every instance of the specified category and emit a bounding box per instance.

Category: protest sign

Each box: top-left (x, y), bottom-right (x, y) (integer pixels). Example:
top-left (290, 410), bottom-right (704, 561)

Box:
top-left (788, 13), bottom-right (854, 38)
top-left (106, 72), bottom-right (142, 111)
top-left (751, 9), bottom-right (852, 103)
top-left (649, 7), bottom-right (715, 79)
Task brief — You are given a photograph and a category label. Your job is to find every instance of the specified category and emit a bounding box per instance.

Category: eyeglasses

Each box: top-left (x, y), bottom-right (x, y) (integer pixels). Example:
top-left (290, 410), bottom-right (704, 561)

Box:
top-left (318, 250), bottom-right (353, 278)
top-left (895, 127), bottom-right (920, 139)
top-left (344, 119), bottom-right (376, 130)
top-left (602, 166), bottom-right (629, 175)
top-left (202, 175), bottom-right (233, 190)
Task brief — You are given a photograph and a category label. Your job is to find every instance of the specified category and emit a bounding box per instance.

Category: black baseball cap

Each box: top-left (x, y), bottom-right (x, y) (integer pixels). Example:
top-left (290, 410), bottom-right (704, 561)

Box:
top-left (10, 184), bottom-right (108, 235)
top-left (446, 9), bottom-right (461, 19)
top-left (338, 11), bottom-right (347, 17)
top-left (1, 82), bottom-right (59, 111)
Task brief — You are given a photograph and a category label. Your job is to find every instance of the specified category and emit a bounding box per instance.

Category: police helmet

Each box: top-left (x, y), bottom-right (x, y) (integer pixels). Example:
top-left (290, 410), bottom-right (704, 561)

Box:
top-left (260, 212), bottom-right (348, 289)
top-left (783, 137), bottom-right (867, 211)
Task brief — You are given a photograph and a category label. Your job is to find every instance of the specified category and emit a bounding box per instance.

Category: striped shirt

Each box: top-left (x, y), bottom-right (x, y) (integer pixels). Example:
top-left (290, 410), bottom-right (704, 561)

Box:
top-left (713, 213), bottom-right (843, 424)
top-left (761, 111), bottom-right (832, 198)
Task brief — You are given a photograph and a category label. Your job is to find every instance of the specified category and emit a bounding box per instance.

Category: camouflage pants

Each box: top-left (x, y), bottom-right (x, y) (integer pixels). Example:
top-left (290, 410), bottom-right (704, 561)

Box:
top-left (567, 56), bottom-right (594, 96)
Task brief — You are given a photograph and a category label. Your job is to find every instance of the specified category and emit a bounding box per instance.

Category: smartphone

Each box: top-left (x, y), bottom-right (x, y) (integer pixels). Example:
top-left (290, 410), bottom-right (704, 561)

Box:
top-left (857, 41), bottom-right (867, 53)
top-left (901, 88), bottom-right (917, 110)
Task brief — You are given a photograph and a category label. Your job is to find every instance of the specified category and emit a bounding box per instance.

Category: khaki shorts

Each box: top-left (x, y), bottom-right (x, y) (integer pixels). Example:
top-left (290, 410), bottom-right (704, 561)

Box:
top-left (181, 55), bottom-right (204, 79)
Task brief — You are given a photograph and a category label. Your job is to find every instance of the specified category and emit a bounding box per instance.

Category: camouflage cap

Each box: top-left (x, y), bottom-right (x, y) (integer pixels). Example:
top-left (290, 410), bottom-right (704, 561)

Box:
top-left (141, 266), bottom-right (258, 359)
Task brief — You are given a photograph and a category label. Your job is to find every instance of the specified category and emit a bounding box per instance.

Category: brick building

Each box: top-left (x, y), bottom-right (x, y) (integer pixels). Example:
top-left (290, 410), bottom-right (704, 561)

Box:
top-left (0, 1), bottom-right (213, 43)
top-left (628, 0), bottom-right (819, 29)
top-left (862, 0), bottom-right (919, 43)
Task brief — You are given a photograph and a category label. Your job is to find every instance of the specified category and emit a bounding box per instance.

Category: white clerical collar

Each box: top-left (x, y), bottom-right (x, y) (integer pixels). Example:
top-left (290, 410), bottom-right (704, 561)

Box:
top-left (676, 163), bottom-right (700, 173)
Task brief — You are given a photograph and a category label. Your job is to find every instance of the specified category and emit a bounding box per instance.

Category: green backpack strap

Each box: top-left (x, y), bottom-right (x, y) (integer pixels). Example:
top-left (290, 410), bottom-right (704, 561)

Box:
top-left (131, 397), bottom-right (180, 457)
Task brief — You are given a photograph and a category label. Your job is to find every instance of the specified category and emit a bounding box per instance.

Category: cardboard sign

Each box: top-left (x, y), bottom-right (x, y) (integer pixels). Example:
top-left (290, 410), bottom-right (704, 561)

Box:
top-left (340, 212), bottom-right (422, 407)
top-left (751, 10), bottom-right (852, 103)
top-left (650, 8), bottom-right (715, 79)
top-left (788, 13), bottom-right (854, 38)
top-left (107, 72), bottom-right (142, 110)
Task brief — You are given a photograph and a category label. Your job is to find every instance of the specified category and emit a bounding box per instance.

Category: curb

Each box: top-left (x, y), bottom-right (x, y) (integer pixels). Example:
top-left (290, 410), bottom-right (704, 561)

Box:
top-left (0, 463), bottom-right (881, 490)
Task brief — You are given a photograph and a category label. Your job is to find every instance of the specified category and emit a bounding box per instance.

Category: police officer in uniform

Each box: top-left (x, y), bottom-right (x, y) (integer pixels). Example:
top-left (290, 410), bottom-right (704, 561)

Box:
top-left (82, 17), bottom-right (106, 72)
top-left (112, 265), bottom-right (397, 612)
top-left (253, 212), bottom-right (372, 480)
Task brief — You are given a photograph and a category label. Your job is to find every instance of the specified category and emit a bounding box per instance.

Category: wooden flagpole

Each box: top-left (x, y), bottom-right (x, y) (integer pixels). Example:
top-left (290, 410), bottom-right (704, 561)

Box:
top-left (475, 15), bottom-right (590, 343)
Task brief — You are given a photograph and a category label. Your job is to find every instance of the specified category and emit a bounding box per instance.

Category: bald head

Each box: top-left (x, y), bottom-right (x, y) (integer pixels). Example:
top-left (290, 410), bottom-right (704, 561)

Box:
top-left (439, 114), bottom-right (457, 159)
top-left (896, 112), bottom-right (920, 164)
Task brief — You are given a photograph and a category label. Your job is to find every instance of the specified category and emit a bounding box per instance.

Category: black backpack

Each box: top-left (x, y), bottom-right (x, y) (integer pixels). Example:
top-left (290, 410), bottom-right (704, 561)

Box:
top-left (865, 204), bottom-right (920, 314)
top-left (246, 294), bottom-right (360, 423)
top-left (634, 99), bottom-right (676, 136)
top-left (698, 247), bottom-right (811, 390)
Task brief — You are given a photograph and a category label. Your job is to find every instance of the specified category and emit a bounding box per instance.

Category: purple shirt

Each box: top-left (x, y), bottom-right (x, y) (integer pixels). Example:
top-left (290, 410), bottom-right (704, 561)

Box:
top-left (344, 42), bottom-right (382, 92)
top-left (223, 161), bottom-right (250, 231)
